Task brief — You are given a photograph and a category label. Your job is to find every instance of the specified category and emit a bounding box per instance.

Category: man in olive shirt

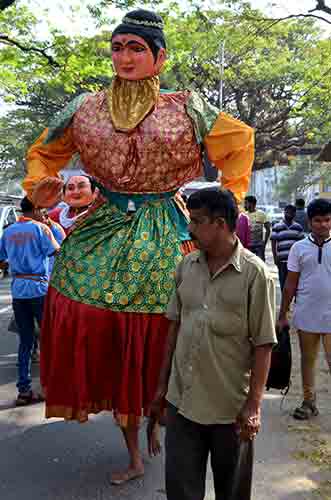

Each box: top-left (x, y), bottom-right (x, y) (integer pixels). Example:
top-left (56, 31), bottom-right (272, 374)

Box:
top-left (148, 189), bottom-right (276, 500)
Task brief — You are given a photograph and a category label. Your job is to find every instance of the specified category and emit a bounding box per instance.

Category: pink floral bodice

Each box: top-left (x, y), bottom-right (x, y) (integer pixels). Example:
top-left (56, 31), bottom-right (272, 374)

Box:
top-left (72, 90), bottom-right (202, 193)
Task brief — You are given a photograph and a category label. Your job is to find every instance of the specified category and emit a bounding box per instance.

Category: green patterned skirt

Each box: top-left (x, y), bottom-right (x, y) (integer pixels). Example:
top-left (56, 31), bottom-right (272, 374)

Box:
top-left (51, 191), bottom-right (190, 314)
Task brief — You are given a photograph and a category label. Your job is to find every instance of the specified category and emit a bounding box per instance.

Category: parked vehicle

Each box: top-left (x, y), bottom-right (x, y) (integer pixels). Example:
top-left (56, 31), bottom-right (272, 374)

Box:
top-left (179, 180), bottom-right (220, 199)
top-left (0, 206), bottom-right (19, 278)
top-left (265, 206), bottom-right (283, 226)
top-left (0, 205), bottom-right (19, 239)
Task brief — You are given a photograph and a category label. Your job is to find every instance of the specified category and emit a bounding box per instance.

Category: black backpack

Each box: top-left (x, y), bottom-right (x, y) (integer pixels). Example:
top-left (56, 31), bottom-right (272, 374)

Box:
top-left (266, 326), bottom-right (292, 393)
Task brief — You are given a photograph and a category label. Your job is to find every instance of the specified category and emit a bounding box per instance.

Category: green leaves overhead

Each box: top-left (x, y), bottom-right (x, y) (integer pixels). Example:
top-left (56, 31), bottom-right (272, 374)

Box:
top-left (0, 0), bottom-right (331, 179)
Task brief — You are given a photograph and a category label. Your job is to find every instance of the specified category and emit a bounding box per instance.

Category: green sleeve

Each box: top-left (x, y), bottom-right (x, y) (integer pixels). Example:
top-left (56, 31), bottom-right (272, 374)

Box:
top-left (44, 93), bottom-right (91, 145)
top-left (185, 91), bottom-right (219, 144)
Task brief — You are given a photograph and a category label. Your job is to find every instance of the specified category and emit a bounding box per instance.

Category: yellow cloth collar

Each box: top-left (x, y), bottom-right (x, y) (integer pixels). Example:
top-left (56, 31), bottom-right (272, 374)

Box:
top-left (107, 76), bottom-right (160, 132)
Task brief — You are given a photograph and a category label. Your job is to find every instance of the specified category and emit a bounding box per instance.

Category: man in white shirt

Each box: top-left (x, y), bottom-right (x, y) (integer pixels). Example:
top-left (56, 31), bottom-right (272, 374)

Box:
top-left (278, 198), bottom-right (331, 420)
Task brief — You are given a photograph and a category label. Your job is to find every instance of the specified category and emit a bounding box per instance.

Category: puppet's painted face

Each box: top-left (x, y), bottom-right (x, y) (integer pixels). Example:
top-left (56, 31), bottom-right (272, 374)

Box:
top-left (64, 176), bottom-right (95, 208)
top-left (111, 34), bottom-right (165, 80)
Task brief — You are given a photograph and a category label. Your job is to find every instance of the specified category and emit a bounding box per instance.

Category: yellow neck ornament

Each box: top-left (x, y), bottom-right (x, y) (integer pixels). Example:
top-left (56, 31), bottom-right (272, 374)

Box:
top-left (108, 76), bottom-right (160, 132)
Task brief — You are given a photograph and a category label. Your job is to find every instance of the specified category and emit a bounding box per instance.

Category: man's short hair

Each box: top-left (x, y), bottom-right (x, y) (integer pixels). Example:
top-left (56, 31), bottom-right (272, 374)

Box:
top-left (285, 204), bottom-right (296, 213)
top-left (245, 195), bottom-right (257, 205)
top-left (307, 198), bottom-right (331, 220)
top-left (295, 198), bottom-right (305, 209)
top-left (20, 196), bottom-right (34, 213)
top-left (64, 175), bottom-right (96, 193)
top-left (187, 188), bottom-right (239, 231)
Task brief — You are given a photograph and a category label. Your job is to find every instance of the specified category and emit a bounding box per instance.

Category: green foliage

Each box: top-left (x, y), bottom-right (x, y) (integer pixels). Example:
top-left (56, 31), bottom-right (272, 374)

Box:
top-left (0, 0), bottom-right (331, 181)
top-left (277, 158), bottom-right (331, 199)
top-left (0, 3), bottom-right (114, 96)
top-left (161, 3), bottom-right (331, 165)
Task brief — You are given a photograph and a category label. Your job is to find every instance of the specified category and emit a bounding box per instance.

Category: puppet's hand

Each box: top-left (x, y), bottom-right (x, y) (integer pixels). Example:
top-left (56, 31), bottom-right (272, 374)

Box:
top-left (32, 177), bottom-right (64, 208)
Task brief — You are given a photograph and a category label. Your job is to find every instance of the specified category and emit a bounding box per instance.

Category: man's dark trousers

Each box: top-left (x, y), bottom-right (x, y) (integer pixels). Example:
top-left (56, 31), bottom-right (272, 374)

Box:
top-left (12, 296), bottom-right (45, 393)
top-left (165, 404), bottom-right (253, 500)
top-left (249, 243), bottom-right (265, 262)
top-left (277, 261), bottom-right (288, 291)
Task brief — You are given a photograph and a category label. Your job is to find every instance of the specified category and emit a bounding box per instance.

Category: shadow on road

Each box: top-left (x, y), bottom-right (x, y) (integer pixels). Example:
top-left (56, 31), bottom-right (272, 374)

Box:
top-left (0, 414), bottom-right (165, 500)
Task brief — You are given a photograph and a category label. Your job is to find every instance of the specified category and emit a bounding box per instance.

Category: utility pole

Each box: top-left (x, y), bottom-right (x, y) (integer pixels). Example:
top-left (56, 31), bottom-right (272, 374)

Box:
top-left (219, 41), bottom-right (226, 111)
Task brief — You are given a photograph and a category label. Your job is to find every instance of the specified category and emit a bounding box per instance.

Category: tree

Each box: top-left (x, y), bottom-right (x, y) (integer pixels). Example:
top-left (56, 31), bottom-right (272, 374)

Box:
top-left (308, 1), bottom-right (331, 19)
top-left (161, 2), bottom-right (331, 165)
top-left (1, 0), bottom-right (331, 180)
top-left (257, 1), bottom-right (331, 26)
top-left (277, 157), bottom-right (331, 200)
top-left (0, 0), bottom-right (16, 11)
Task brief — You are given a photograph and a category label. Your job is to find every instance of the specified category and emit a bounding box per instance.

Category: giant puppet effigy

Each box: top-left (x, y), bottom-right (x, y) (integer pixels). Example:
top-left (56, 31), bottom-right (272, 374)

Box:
top-left (23, 9), bottom-right (254, 483)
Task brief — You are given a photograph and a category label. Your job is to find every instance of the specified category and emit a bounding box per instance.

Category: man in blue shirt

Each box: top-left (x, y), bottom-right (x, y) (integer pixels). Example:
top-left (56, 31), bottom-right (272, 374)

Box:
top-left (31, 209), bottom-right (65, 362)
top-left (0, 197), bottom-right (60, 405)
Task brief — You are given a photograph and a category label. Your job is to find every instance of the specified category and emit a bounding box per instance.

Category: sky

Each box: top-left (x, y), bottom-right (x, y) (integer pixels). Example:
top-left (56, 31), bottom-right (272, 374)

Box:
top-left (26, 0), bottom-right (331, 37)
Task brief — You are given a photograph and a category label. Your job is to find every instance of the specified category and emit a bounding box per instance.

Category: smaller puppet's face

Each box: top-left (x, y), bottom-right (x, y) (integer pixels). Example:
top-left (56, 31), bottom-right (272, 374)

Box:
top-left (111, 34), bottom-right (166, 80)
top-left (64, 176), bottom-right (95, 208)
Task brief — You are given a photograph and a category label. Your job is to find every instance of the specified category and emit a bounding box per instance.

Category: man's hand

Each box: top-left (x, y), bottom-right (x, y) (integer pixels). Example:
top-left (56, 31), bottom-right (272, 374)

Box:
top-left (32, 177), bottom-right (64, 208)
top-left (277, 317), bottom-right (289, 333)
top-left (147, 386), bottom-right (167, 457)
top-left (236, 398), bottom-right (261, 441)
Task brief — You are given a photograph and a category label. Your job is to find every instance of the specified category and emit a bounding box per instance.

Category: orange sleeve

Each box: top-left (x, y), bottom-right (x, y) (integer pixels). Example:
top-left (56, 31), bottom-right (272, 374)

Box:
top-left (204, 113), bottom-right (254, 202)
top-left (23, 127), bottom-right (77, 199)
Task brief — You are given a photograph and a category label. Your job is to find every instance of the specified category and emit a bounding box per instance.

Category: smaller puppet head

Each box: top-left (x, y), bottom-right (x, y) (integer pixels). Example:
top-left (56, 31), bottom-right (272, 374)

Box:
top-left (63, 175), bottom-right (96, 208)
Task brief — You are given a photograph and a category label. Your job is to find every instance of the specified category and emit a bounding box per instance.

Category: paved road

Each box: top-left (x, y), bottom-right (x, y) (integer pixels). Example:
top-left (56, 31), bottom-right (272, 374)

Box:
top-left (0, 269), bottom-right (329, 499)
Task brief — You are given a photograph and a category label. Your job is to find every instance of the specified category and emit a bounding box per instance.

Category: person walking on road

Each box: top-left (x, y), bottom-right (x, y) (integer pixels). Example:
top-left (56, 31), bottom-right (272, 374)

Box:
top-left (278, 198), bottom-right (331, 420)
top-left (244, 195), bottom-right (271, 261)
top-left (294, 198), bottom-right (309, 233)
top-left (148, 189), bottom-right (277, 500)
top-left (271, 204), bottom-right (304, 290)
top-left (0, 197), bottom-right (60, 406)
top-left (236, 211), bottom-right (251, 248)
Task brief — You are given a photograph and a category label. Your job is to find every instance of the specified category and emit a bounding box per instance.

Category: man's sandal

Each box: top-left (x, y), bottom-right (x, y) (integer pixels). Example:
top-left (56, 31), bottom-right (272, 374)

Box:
top-left (15, 391), bottom-right (44, 407)
top-left (110, 468), bottom-right (144, 485)
top-left (293, 401), bottom-right (319, 420)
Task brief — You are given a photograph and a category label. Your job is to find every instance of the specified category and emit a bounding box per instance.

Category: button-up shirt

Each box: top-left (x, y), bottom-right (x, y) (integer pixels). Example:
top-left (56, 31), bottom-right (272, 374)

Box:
top-left (166, 241), bottom-right (277, 425)
top-left (287, 235), bottom-right (331, 333)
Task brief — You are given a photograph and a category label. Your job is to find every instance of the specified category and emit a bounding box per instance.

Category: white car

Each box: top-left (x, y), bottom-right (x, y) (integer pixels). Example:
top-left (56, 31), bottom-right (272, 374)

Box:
top-left (0, 205), bottom-right (19, 239)
top-left (265, 206), bottom-right (283, 226)
top-left (0, 206), bottom-right (19, 278)
top-left (179, 180), bottom-right (220, 199)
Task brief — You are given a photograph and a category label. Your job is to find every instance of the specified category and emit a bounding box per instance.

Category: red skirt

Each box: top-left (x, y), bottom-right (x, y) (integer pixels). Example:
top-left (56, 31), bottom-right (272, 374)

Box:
top-left (41, 287), bottom-right (169, 425)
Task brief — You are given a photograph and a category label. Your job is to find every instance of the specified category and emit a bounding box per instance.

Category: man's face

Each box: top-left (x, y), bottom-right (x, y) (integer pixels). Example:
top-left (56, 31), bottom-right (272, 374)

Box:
top-left (64, 176), bottom-right (94, 208)
top-left (284, 208), bottom-right (295, 223)
top-left (111, 34), bottom-right (166, 80)
top-left (188, 208), bottom-right (221, 250)
top-left (244, 199), bottom-right (255, 213)
top-left (32, 208), bottom-right (48, 224)
top-left (310, 214), bottom-right (331, 239)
